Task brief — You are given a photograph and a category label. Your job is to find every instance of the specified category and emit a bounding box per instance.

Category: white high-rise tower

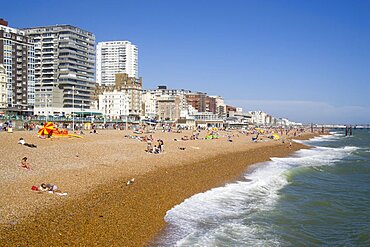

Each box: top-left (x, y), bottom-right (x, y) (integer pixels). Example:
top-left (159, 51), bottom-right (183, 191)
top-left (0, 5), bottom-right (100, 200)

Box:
top-left (96, 41), bottom-right (138, 86)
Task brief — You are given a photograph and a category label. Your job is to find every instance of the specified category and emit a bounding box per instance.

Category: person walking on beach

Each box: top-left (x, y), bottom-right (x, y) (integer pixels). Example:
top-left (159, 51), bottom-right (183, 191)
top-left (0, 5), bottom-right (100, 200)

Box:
top-left (158, 139), bottom-right (164, 152)
top-left (7, 120), bottom-right (13, 133)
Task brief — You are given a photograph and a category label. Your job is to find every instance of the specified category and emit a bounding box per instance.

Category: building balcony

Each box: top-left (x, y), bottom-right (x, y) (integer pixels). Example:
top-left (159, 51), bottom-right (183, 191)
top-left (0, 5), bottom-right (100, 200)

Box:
top-left (41, 50), bottom-right (55, 54)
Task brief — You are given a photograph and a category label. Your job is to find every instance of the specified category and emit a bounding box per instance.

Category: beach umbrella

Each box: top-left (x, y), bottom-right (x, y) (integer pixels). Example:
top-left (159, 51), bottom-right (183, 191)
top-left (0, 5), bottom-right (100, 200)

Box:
top-left (38, 122), bottom-right (54, 136)
top-left (272, 133), bottom-right (280, 140)
top-left (255, 128), bottom-right (264, 134)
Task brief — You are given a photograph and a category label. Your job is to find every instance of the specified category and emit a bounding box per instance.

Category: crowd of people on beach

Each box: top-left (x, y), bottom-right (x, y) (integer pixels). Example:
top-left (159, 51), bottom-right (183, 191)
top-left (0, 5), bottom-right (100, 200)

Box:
top-left (7, 120), bottom-right (313, 201)
top-left (145, 139), bottom-right (164, 154)
top-left (121, 124), bottom-right (307, 155)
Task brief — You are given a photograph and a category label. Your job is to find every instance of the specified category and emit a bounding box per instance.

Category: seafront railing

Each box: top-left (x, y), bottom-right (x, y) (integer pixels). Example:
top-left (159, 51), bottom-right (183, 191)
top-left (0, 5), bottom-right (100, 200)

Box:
top-left (0, 115), bottom-right (126, 123)
top-left (0, 115), bottom-right (140, 131)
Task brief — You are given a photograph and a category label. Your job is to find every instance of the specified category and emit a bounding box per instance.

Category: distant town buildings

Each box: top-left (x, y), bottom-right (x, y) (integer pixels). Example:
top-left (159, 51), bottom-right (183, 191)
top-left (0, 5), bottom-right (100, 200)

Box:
top-left (0, 18), bottom-right (302, 127)
top-left (249, 111), bottom-right (270, 125)
top-left (142, 86), bottom-right (191, 120)
top-left (96, 41), bottom-right (138, 86)
top-left (23, 24), bottom-right (96, 116)
top-left (0, 19), bottom-right (35, 115)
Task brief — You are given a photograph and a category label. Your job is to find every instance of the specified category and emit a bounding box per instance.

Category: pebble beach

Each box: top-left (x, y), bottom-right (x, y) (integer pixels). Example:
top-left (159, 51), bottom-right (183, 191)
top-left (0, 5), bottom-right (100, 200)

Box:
top-left (0, 128), bottom-right (317, 246)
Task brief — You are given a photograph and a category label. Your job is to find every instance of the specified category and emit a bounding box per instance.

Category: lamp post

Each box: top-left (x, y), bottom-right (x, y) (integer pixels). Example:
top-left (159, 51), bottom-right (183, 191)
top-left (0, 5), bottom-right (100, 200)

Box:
top-left (72, 86), bottom-right (75, 132)
top-left (45, 93), bottom-right (48, 122)
top-left (81, 100), bottom-right (84, 128)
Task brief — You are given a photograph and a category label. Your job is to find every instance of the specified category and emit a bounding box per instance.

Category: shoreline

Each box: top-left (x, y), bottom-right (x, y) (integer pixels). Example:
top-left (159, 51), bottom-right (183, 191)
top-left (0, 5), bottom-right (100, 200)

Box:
top-left (0, 130), bottom-right (318, 246)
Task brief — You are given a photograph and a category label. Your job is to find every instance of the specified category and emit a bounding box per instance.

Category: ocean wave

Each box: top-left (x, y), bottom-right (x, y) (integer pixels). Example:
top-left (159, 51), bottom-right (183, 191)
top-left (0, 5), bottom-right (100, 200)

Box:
top-left (158, 144), bottom-right (355, 246)
top-left (329, 131), bottom-right (345, 137)
top-left (294, 135), bottom-right (338, 145)
top-left (159, 162), bottom-right (289, 246)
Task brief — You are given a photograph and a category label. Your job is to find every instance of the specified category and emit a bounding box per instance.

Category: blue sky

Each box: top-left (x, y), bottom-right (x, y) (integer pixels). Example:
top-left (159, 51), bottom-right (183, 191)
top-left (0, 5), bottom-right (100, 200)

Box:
top-left (3, 0), bottom-right (370, 124)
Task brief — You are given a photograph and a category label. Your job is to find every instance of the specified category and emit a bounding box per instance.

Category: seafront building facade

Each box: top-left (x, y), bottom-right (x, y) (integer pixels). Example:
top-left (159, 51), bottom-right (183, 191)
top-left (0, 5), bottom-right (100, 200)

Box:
top-left (185, 92), bottom-right (207, 113)
top-left (98, 90), bottom-right (128, 119)
top-left (249, 111), bottom-right (276, 126)
top-left (142, 86), bottom-right (191, 120)
top-left (185, 92), bottom-right (217, 114)
top-left (0, 19), bottom-right (301, 127)
top-left (0, 64), bottom-right (7, 109)
top-left (141, 90), bottom-right (157, 119)
top-left (141, 86), bottom-right (233, 123)
top-left (95, 73), bottom-right (142, 120)
top-left (0, 19), bottom-right (35, 115)
top-left (156, 95), bottom-right (181, 121)
top-left (96, 41), bottom-right (138, 86)
top-left (213, 96), bottom-right (226, 119)
top-left (140, 86), bottom-right (230, 124)
top-left (22, 25), bottom-right (96, 116)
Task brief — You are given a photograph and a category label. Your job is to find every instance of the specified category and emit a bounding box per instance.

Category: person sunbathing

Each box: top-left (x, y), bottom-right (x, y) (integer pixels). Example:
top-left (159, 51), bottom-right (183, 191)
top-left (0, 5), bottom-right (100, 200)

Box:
top-left (19, 157), bottom-right (32, 170)
top-left (34, 183), bottom-right (67, 195)
top-left (18, 138), bottom-right (37, 148)
top-left (38, 183), bottom-right (58, 192)
top-left (181, 136), bottom-right (189, 141)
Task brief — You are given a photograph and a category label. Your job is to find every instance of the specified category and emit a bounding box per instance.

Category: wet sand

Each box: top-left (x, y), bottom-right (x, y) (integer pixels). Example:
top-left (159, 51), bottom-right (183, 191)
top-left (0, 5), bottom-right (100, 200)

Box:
top-left (0, 129), bottom-right (318, 246)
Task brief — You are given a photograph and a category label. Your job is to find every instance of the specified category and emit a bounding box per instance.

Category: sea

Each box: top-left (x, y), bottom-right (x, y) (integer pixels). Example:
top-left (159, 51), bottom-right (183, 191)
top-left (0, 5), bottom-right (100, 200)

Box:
top-left (153, 129), bottom-right (370, 246)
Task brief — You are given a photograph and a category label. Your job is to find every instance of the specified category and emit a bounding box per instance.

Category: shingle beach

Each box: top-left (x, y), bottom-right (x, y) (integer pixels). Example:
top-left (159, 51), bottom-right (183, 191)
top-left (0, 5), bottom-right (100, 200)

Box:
top-left (0, 129), bottom-right (317, 246)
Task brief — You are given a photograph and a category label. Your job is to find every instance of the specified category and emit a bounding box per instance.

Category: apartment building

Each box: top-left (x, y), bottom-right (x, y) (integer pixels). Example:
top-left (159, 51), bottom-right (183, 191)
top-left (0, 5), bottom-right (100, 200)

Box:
top-left (0, 64), bottom-right (7, 109)
top-left (141, 90), bottom-right (157, 118)
top-left (157, 95), bottom-right (181, 121)
top-left (23, 25), bottom-right (95, 116)
top-left (98, 90), bottom-right (129, 119)
top-left (142, 86), bottom-right (191, 120)
top-left (95, 73), bottom-right (142, 119)
top-left (185, 92), bottom-right (217, 113)
top-left (249, 110), bottom-right (271, 125)
top-left (115, 73), bottom-right (142, 117)
top-left (0, 19), bottom-right (35, 115)
top-left (212, 96), bottom-right (226, 118)
top-left (96, 41), bottom-right (138, 86)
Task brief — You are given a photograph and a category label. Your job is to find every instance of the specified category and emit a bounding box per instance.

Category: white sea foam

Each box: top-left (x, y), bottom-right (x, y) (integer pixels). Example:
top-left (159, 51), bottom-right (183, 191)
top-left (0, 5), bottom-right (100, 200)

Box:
top-left (329, 131), bottom-right (345, 137)
top-left (160, 160), bottom-right (289, 246)
top-left (294, 133), bottom-right (347, 146)
top-left (156, 142), bottom-right (356, 246)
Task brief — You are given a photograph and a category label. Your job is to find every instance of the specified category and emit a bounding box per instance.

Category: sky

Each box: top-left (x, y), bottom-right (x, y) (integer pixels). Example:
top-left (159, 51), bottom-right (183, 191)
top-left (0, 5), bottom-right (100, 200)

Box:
top-left (2, 0), bottom-right (370, 124)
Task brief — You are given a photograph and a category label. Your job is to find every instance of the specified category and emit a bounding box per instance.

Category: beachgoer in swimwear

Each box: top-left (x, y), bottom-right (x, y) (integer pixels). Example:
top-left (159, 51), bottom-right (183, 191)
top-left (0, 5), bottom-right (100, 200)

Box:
top-left (37, 183), bottom-right (66, 195)
top-left (145, 142), bottom-right (153, 153)
top-left (18, 138), bottom-right (37, 148)
top-left (19, 157), bottom-right (32, 170)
